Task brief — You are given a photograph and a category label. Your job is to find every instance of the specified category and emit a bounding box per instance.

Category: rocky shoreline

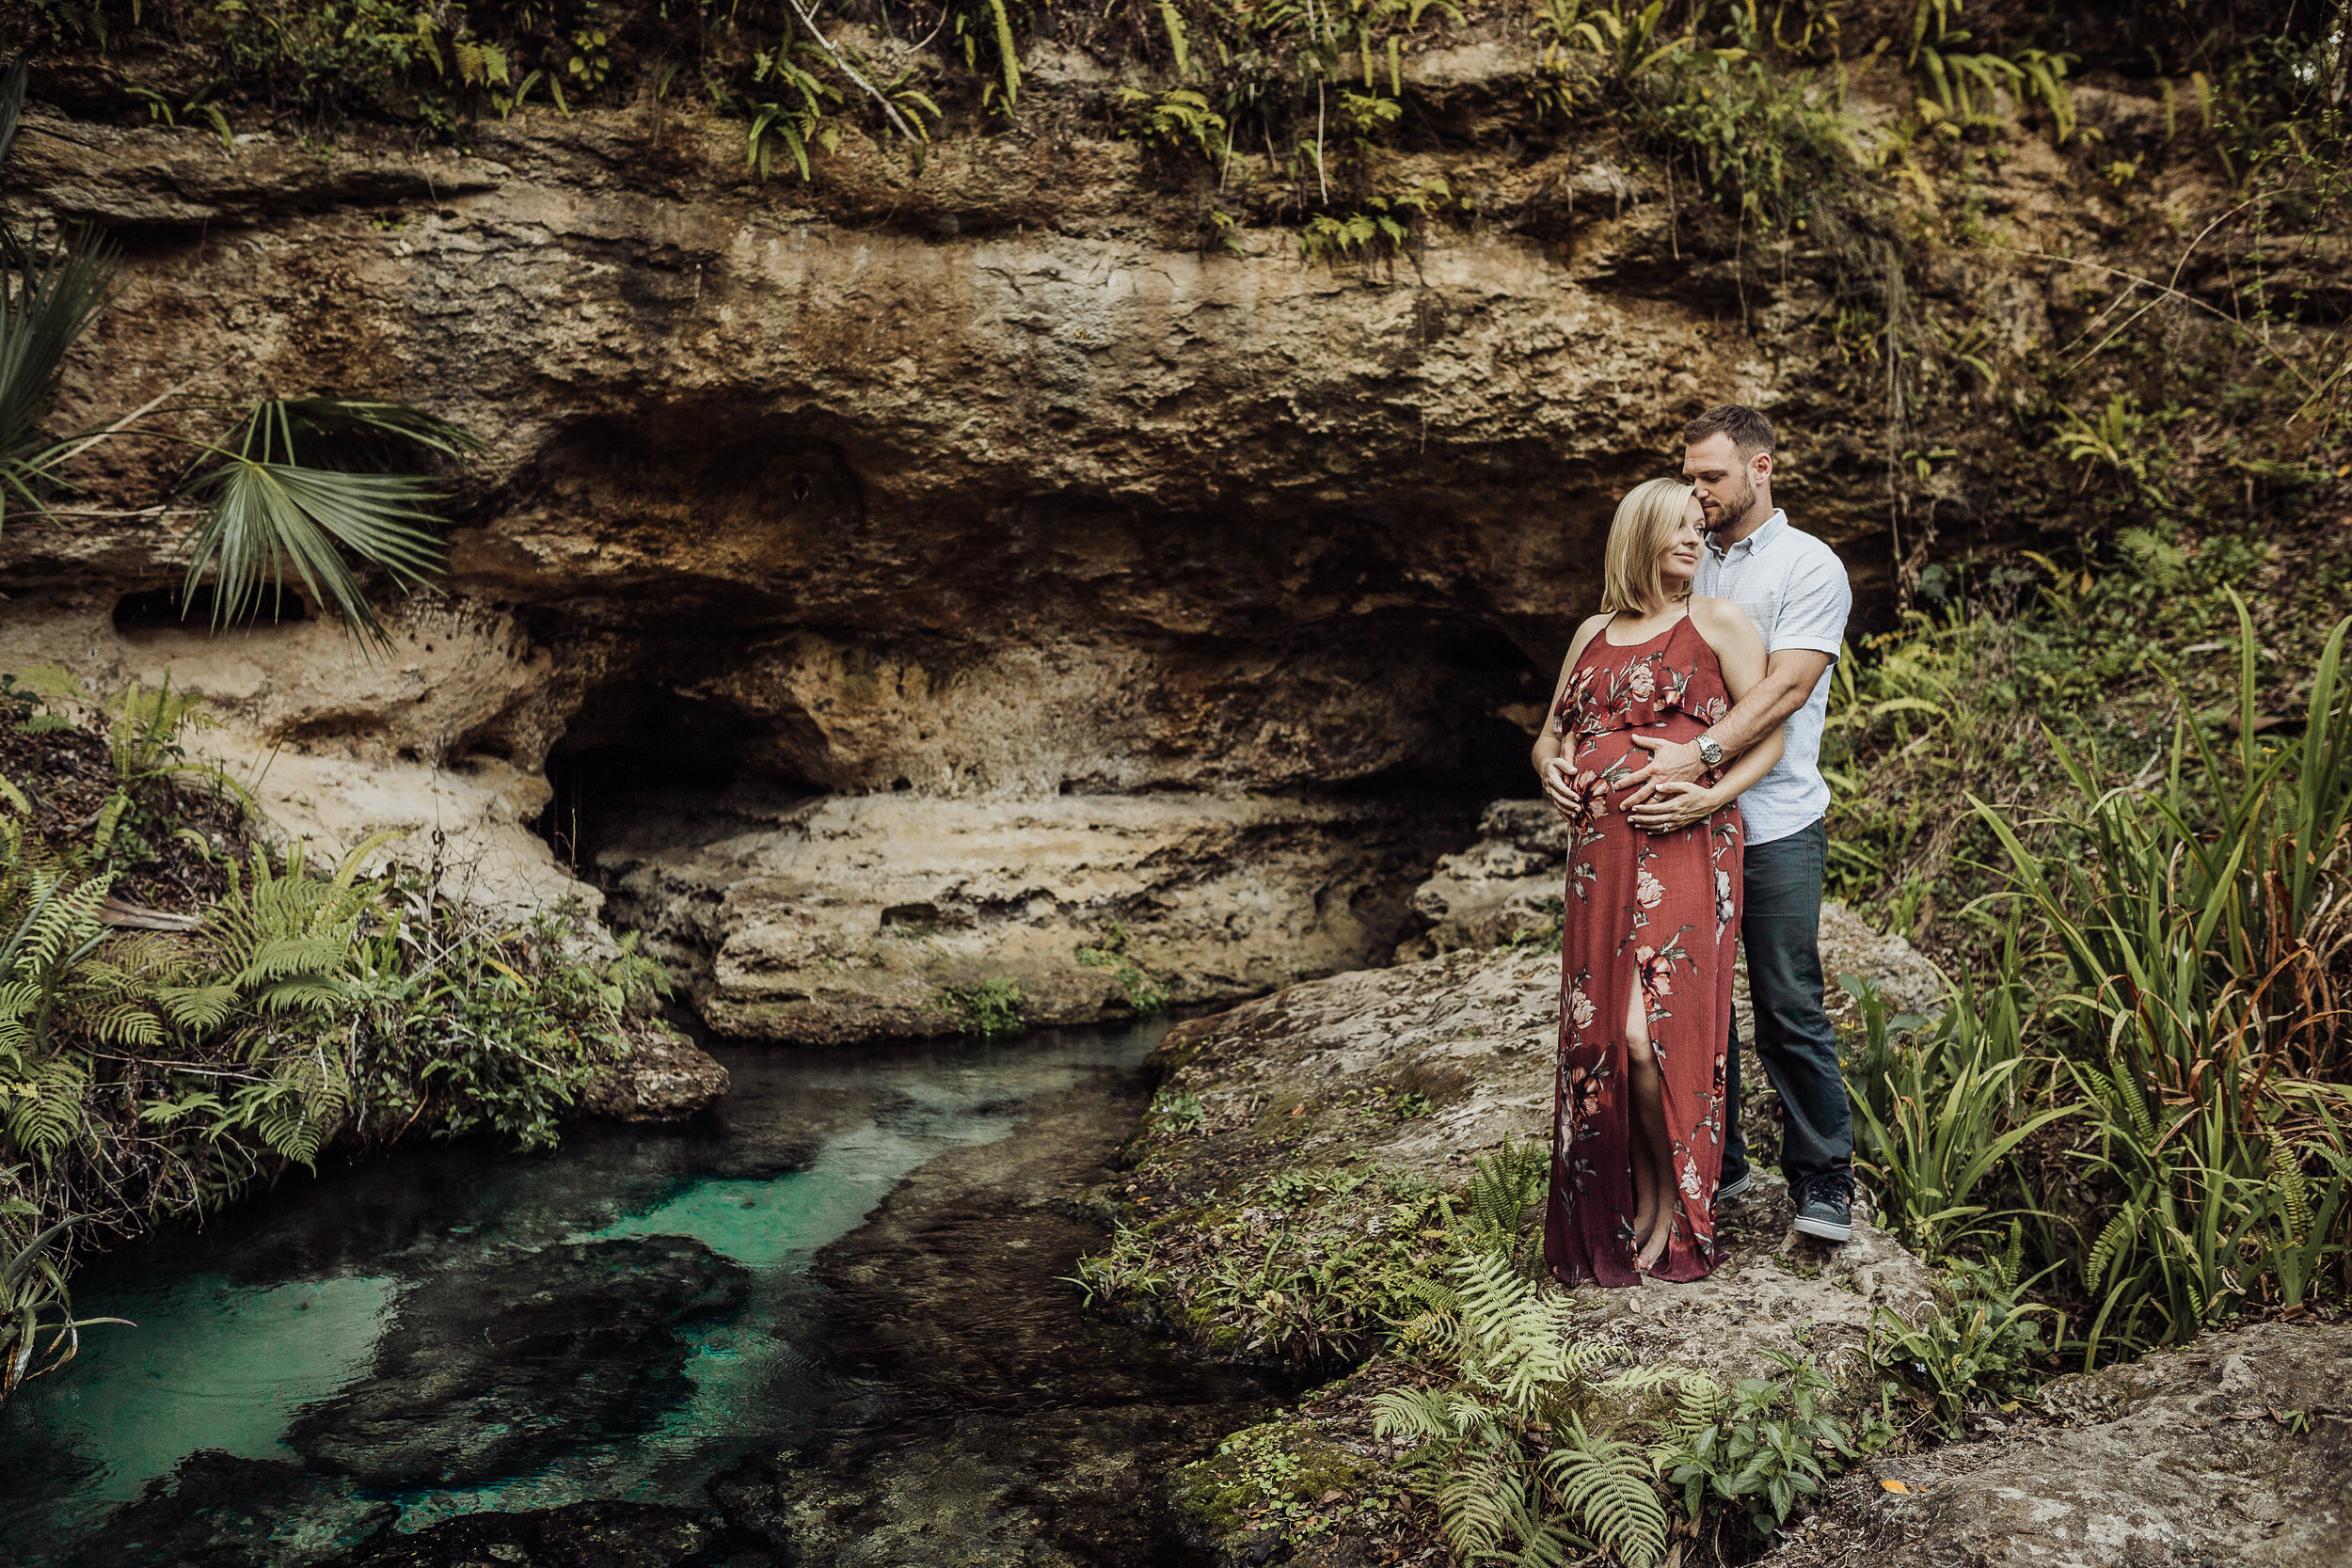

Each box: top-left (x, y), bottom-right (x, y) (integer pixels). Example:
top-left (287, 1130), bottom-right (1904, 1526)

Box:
top-left (1069, 881), bottom-right (2350, 1567)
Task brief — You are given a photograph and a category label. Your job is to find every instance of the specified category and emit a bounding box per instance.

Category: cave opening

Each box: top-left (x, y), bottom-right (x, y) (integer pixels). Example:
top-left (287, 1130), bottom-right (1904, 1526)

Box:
top-left (536, 709), bottom-right (825, 878)
top-left (113, 583), bottom-right (310, 636)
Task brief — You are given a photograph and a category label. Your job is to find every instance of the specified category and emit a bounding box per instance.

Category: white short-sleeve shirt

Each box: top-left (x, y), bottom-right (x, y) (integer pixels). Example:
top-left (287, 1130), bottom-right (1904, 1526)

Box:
top-left (1692, 510), bottom-right (1851, 847)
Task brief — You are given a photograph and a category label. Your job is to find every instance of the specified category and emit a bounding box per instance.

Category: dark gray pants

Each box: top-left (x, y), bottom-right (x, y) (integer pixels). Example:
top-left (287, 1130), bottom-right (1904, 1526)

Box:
top-left (1722, 816), bottom-right (1852, 1189)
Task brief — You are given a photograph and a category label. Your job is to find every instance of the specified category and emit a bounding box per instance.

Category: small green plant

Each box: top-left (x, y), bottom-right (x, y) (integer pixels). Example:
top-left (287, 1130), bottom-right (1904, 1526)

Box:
top-left (1148, 1085), bottom-right (1206, 1135)
top-left (1114, 87), bottom-right (1227, 156)
top-left (1661, 1351), bottom-right (1858, 1540)
top-left (1444, 1138), bottom-right (1549, 1272)
top-left (1076, 924), bottom-right (1169, 1016)
top-left (1375, 1084), bottom-right (1438, 1120)
top-left (945, 975), bottom-right (1025, 1038)
top-left (1869, 1229), bottom-right (2054, 1434)
top-left (1297, 180), bottom-right (1452, 265)
top-left (565, 28), bottom-right (612, 93)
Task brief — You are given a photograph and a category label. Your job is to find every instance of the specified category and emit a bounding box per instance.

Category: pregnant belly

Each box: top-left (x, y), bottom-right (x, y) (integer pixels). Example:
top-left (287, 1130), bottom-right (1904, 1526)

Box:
top-left (1570, 719), bottom-right (1714, 806)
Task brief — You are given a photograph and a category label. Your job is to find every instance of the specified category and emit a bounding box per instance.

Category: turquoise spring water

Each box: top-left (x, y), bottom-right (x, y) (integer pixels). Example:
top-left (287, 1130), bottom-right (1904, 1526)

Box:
top-left (0, 1022), bottom-right (1168, 1563)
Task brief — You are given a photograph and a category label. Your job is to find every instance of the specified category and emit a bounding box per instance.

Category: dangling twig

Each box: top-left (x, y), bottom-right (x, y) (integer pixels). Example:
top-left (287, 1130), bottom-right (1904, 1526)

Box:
top-left (780, 0), bottom-right (922, 144)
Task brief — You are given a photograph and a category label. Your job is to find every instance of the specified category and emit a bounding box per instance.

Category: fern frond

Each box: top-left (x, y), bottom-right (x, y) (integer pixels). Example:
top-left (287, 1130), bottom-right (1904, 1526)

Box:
top-left (1543, 1417), bottom-right (1671, 1568)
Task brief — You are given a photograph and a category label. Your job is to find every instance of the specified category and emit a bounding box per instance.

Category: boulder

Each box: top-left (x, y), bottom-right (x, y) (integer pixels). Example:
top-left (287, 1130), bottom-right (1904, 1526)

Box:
top-left (1767, 1321), bottom-right (2352, 1568)
top-left (1119, 941), bottom-right (1939, 1564)
top-left (578, 1025), bottom-right (731, 1121)
top-left (286, 1235), bottom-right (750, 1489)
top-left (1136, 943), bottom-right (1937, 1373)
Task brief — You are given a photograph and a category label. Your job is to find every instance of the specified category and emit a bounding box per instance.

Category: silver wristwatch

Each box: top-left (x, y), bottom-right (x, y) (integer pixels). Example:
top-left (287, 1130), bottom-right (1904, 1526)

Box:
top-left (1697, 734), bottom-right (1724, 769)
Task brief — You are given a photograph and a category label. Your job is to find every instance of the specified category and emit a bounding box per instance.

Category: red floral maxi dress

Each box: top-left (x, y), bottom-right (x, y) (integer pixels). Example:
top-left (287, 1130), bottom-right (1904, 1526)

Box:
top-left (1543, 611), bottom-right (1743, 1287)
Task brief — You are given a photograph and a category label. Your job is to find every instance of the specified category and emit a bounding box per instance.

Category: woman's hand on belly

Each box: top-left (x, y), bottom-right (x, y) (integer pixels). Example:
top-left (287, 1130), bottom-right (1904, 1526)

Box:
top-left (1629, 778), bottom-right (1725, 834)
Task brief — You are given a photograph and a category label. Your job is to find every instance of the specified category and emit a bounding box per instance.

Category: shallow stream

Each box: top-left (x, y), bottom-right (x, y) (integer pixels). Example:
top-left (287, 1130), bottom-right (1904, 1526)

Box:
top-left (0, 1022), bottom-right (1268, 1567)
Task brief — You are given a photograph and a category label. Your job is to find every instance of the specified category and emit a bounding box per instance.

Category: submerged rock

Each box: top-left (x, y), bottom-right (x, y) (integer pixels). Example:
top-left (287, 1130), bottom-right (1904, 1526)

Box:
top-left (286, 1235), bottom-right (750, 1489)
top-left (711, 1065), bottom-right (1279, 1564)
top-left (1767, 1321), bottom-right (2352, 1568)
top-left (54, 1450), bottom-right (397, 1568)
top-left (318, 1500), bottom-right (721, 1568)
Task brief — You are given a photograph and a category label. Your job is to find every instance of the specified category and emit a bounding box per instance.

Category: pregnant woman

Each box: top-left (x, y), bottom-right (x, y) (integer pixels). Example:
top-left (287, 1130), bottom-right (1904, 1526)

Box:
top-left (1533, 478), bottom-right (1781, 1284)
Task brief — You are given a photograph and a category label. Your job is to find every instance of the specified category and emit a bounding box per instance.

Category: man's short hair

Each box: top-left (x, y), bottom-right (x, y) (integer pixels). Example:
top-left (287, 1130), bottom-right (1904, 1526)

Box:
top-left (1683, 404), bottom-right (1775, 458)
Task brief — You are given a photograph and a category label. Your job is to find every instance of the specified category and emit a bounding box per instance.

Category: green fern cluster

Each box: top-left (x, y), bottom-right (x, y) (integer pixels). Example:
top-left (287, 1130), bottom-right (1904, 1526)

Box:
top-left (1374, 1251), bottom-right (1680, 1567)
top-left (0, 705), bottom-right (686, 1409)
top-left (1444, 1137), bottom-right (1549, 1272)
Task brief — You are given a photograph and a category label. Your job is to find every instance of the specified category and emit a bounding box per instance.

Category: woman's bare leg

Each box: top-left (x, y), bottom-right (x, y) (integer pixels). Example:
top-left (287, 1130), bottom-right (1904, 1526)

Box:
top-left (1625, 983), bottom-right (1677, 1271)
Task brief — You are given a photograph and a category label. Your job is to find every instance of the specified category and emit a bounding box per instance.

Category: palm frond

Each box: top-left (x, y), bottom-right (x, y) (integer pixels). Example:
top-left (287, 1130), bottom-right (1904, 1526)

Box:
top-left (268, 397), bottom-right (488, 462)
top-left (0, 58), bottom-right (25, 170)
top-left (174, 397), bottom-right (477, 648)
top-left (0, 237), bottom-right (119, 527)
top-left (177, 458), bottom-right (446, 643)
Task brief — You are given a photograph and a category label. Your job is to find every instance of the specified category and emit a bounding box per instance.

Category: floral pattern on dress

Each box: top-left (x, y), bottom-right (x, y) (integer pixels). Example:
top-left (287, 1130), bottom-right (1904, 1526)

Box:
top-left (1543, 612), bottom-right (1746, 1289)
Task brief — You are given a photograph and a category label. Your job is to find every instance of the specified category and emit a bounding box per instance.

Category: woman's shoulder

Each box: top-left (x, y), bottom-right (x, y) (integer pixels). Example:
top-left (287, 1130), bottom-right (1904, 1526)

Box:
top-left (1687, 595), bottom-right (1759, 641)
top-left (1563, 611), bottom-right (1613, 657)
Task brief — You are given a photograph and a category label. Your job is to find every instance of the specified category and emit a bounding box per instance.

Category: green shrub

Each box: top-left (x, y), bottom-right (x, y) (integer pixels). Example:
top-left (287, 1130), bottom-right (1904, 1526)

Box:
top-left (945, 975), bottom-right (1025, 1037)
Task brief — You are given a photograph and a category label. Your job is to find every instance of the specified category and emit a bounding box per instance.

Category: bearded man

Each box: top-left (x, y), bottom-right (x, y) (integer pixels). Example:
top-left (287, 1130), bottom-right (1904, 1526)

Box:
top-left (1622, 404), bottom-right (1858, 1242)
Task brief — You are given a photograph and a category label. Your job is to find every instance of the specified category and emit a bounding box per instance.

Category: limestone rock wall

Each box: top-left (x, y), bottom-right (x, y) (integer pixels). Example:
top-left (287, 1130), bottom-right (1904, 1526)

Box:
top-left (0, 47), bottom-right (2106, 1037)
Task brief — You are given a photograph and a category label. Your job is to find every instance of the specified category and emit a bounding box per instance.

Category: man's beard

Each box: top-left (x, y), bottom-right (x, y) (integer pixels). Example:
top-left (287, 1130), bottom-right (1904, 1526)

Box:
top-left (1701, 473), bottom-right (1756, 533)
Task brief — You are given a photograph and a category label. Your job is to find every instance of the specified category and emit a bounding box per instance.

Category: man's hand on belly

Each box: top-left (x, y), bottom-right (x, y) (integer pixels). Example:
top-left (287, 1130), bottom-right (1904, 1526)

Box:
top-left (1620, 734), bottom-right (1705, 807)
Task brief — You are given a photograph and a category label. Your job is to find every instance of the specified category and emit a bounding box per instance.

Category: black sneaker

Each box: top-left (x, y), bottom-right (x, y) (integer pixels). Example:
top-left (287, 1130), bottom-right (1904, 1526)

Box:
top-left (1792, 1171), bottom-right (1853, 1243)
top-left (1717, 1169), bottom-right (1753, 1203)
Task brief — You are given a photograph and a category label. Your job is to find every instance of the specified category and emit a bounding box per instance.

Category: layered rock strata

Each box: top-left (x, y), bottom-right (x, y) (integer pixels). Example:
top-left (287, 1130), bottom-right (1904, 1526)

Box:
top-left (0, 55), bottom-right (1933, 1039)
top-left (593, 787), bottom-right (1471, 1043)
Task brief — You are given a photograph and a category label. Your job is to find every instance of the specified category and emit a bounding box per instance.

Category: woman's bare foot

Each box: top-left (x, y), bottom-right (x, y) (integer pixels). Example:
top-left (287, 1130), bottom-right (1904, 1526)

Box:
top-left (1635, 1209), bottom-right (1673, 1272)
top-left (1629, 1120), bottom-right (1659, 1244)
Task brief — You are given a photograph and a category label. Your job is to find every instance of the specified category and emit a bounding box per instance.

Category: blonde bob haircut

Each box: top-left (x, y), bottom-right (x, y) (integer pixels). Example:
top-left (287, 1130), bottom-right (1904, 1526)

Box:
top-left (1599, 478), bottom-right (1697, 616)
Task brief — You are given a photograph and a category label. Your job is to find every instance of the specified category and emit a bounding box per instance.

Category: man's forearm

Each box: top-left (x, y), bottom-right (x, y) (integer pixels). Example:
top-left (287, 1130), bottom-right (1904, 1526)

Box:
top-left (1703, 669), bottom-right (1810, 760)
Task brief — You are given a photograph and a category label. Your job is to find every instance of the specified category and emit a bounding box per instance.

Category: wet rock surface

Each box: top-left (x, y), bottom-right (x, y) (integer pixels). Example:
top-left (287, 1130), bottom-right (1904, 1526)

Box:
top-left (579, 1026), bottom-right (733, 1121)
top-left (316, 1500), bottom-right (723, 1568)
top-left (286, 1235), bottom-right (753, 1488)
top-left (1766, 1321), bottom-right (2352, 1568)
top-left (711, 1067), bottom-right (1281, 1566)
top-left (53, 1451), bottom-right (399, 1568)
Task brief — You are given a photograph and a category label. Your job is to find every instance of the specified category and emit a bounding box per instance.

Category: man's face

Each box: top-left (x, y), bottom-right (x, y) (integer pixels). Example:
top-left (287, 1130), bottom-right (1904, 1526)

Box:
top-left (1682, 433), bottom-right (1763, 534)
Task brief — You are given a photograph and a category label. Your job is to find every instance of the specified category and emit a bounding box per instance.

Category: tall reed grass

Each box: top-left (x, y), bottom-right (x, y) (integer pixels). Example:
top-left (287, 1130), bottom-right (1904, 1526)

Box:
top-left (1852, 596), bottom-right (2352, 1365)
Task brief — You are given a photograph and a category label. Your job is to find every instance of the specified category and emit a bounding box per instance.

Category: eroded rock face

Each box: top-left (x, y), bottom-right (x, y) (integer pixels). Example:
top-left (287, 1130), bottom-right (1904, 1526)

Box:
top-left (594, 787), bottom-right (1473, 1043)
top-left (1767, 1322), bottom-right (2352, 1568)
top-left (0, 68), bottom-right (1915, 1038)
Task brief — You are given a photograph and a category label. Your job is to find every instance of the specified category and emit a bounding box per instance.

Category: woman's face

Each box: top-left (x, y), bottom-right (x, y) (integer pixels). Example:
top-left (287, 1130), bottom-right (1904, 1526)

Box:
top-left (1657, 498), bottom-right (1705, 590)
